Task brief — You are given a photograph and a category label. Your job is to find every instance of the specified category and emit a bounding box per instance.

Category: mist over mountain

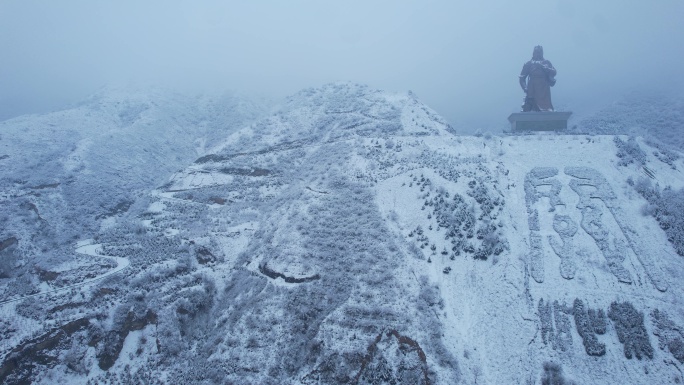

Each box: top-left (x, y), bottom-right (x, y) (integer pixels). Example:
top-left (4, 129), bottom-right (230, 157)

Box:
top-left (574, 90), bottom-right (684, 149)
top-left (2, 1), bottom-right (683, 132)
top-left (1, 83), bottom-right (684, 384)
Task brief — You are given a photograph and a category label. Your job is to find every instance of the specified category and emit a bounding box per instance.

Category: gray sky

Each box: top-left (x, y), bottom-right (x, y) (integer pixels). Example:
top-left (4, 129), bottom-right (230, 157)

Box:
top-left (1, 0), bottom-right (683, 131)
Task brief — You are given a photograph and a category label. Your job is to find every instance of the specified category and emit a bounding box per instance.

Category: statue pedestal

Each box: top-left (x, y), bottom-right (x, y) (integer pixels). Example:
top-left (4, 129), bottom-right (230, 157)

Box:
top-left (507, 111), bottom-right (572, 131)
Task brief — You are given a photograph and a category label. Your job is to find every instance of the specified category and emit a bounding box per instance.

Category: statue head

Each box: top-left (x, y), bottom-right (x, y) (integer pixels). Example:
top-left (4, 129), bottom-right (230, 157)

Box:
top-left (532, 45), bottom-right (544, 60)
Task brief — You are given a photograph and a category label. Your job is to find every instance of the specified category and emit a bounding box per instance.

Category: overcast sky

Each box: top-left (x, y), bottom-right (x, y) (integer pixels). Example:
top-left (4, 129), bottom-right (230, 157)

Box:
top-left (1, 0), bottom-right (683, 130)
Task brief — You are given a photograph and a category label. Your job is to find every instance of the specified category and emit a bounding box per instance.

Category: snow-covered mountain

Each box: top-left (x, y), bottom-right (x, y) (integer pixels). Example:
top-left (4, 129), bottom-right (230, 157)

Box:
top-left (573, 90), bottom-right (684, 150)
top-left (1, 83), bottom-right (684, 384)
top-left (0, 86), bottom-right (268, 308)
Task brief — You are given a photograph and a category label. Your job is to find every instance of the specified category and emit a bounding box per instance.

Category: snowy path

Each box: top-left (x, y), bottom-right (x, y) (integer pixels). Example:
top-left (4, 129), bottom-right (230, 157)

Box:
top-left (0, 241), bottom-right (129, 305)
top-left (74, 242), bottom-right (130, 279)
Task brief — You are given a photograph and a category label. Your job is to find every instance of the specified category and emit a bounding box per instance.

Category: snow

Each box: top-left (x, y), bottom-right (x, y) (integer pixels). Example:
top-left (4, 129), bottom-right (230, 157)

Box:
top-left (0, 241), bottom-right (129, 308)
top-left (1, 83), bottom-right (684, 384)
top-left (75, 242), bottom-right (130, 276)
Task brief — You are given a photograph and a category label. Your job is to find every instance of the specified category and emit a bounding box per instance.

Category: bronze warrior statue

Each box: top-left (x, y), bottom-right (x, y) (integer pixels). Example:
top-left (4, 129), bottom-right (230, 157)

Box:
top-left (519, 45), bottom-right (556, 112)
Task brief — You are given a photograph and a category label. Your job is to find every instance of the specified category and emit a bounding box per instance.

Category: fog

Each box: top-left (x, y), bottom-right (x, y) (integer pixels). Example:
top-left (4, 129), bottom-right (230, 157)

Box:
top-left (1, 0), bottom-right (683, 131)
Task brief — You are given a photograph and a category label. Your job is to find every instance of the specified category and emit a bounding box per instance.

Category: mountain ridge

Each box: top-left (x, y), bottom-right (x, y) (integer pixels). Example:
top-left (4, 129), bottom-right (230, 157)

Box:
top-left (1, 83), bottom-right (684, 384)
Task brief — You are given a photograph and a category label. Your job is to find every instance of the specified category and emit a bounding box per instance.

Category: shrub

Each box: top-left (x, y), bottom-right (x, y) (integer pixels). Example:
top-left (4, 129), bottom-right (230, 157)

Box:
top-left (651, 309), bottom-right (684, 363)
top-left (614, 136), bottom-right (646, 166)
top-left (633, 178), bottom-right (684, 256)
top-left (608, 301), bottom-right (653, 360)
top-left (573, 299), bottom-right (605, 356)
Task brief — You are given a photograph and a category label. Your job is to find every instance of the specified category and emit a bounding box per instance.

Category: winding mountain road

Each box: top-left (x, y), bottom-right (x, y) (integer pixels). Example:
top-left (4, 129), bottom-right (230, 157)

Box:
top-left (0, 241), bottom-right (129, 306)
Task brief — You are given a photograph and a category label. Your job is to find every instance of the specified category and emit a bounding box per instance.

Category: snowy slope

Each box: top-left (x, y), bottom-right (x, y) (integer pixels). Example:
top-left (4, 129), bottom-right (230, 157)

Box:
top-left (573, 90), bottom-right (684, 151)
top-left (0, 86), bottom-right (267, 310)
top-left (1, 83), bottom-right (684, 384)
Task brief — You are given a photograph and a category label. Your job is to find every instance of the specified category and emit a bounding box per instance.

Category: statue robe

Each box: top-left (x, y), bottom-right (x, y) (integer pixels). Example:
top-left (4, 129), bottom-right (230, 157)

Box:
top-left (520, 60), bottom-right (556, 112)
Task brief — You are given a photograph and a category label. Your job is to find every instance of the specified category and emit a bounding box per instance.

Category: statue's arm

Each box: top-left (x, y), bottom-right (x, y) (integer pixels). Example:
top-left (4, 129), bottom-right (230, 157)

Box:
top-left (544, 60), bottom-right (556, 77)
top-left (519, 76), bottom-right (527, 92)
top-left (519, 62), bottom-right (529, 92)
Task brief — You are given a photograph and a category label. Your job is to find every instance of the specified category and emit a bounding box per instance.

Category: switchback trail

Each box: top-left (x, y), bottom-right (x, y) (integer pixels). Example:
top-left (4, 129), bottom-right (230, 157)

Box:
top-left (0, 241), bottom-right (129, 306)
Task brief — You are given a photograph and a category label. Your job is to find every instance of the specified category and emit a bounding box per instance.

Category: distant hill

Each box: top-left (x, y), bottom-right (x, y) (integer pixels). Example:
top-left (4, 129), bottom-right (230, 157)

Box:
top-left (573, 90), bottom-right (684, 151)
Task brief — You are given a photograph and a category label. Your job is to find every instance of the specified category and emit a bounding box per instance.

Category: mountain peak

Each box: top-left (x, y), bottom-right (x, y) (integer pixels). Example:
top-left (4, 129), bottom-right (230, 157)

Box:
top-left (200, 83), bottom-right (453, 162)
